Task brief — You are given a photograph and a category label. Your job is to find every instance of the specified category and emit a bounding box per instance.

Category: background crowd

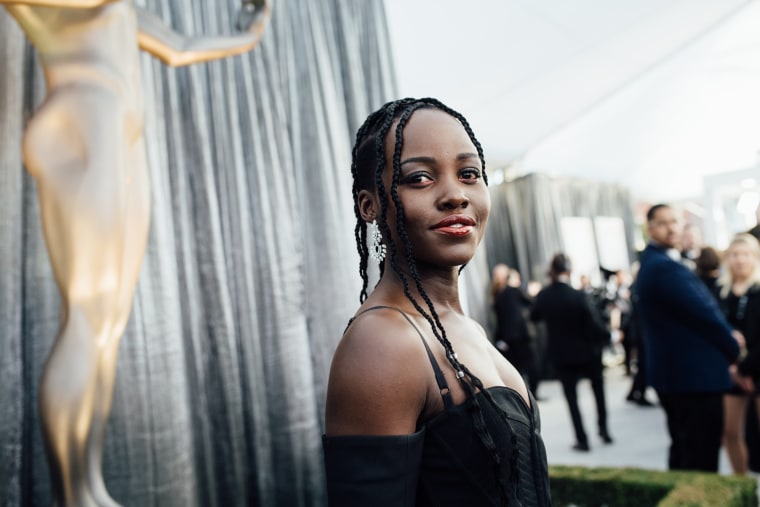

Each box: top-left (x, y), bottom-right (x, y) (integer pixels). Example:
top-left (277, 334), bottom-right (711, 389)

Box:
top-left (488, 205), bottom-right (760, 475)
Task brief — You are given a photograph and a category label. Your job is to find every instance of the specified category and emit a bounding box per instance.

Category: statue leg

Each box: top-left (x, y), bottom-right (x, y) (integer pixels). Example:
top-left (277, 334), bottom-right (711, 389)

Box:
top-left (84, 336), bottom-right (125, 507)
top-left (24, 82), bottom-right (150, 507)
top-left (85, 139), bottom-right (150, 507)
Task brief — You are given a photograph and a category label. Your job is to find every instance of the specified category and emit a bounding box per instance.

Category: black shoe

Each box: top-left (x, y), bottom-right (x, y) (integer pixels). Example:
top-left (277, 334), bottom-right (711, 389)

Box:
top-left (626, 392), bottom-right (640, 402)
top-left (635, 398), bottom-right (656, 407)
top-left (599, 433), bottom-right (614, 444)
top-left (572, 442), bottom-right (590, 452)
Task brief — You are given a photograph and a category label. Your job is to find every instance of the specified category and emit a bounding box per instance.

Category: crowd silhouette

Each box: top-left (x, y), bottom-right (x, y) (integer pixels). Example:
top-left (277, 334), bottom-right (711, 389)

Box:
top-left (488, 204), bottom-right (760, 475)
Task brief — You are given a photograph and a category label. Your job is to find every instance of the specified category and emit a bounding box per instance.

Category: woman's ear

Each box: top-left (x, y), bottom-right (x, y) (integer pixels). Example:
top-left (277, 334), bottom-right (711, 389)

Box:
top-left (357, 189), bottom-right (377, 223)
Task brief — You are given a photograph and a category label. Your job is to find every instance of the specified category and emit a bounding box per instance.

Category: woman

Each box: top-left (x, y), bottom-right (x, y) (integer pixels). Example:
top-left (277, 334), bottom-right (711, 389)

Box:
top-left (323, 98), bottom-right (550, 506)
top-left (719, 233), bottom-right (760, 475)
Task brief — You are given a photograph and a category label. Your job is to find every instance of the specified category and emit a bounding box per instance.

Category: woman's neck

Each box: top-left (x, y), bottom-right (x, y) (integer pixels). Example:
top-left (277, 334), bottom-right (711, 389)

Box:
top-left (373, 266), bottom-right (464, 314)
top-left (732, 276), bottom-right (751, 295)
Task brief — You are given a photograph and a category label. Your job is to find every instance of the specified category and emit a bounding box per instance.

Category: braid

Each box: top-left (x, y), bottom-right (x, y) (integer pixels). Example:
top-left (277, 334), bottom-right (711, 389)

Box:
top-left (351, 98), bottom-right (521, 504)
top-left (351, 100), bottom-right (417, 301)
top-left (351, 108), bottom-right (390, 302)
top-left (351, 120), bottom-right (370, 302)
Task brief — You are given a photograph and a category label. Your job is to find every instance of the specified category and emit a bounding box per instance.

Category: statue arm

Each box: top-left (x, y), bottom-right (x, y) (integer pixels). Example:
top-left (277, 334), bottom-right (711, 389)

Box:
top-left (0, 0), bottom-right (118, 6)
top-left (136, 0), bottom-right (271, 67)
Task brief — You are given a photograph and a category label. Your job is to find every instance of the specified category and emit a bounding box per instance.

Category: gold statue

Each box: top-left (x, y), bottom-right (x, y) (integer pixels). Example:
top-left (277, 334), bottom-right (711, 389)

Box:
top-left (0, 1), bottom-right (271, 505)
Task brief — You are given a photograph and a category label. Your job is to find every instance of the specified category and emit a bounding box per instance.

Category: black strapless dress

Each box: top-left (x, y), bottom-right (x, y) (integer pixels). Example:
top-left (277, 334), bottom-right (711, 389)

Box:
top-left (323, 307), bottom-right (551, 506)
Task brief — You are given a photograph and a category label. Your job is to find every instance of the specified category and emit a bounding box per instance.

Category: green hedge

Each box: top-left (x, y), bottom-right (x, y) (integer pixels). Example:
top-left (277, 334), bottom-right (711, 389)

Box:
top-left (549, 465), bottom-right (758, 507)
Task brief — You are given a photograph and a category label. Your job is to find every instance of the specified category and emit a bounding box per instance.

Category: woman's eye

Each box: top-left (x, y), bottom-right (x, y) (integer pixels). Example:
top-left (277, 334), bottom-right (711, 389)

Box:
top-left (402, 172), bottom-right (433, 185)
top-left (460, 168), bottom-right (482, 181)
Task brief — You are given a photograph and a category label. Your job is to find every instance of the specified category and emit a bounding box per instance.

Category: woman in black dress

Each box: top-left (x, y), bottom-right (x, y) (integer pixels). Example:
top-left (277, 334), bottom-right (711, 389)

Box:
top-left (323, 98), bottom-right (550, 506)
top-left (719, 233), bottom-right (760, 475)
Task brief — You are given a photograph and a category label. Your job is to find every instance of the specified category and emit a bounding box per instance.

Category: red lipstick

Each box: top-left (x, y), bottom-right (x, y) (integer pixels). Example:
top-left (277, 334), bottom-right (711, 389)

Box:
top-left (432, 215), bottom-right (475, 237)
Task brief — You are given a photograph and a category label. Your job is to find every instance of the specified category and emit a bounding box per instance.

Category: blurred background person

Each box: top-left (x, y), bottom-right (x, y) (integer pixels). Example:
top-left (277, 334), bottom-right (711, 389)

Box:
top-left (622, 262), bottom-right (655, 407)
top-left (695, 246), bottom-right (723, 297)
top-left (531, 253), bottom-right (612, 451)
top-left (607, 270), bottom-right (633, 373)
top-left (579, 274), bottom-right (595, 296)
top-left (489, 263), bottom-right (511, 346)
top-left (717, 233), bottom-right (760, 475)
top-left (493, 264), bottom-right (540, 399)
top-left (489, 263), bottom-right (510, 304)
top-left (635, 204), bottom-right (741, 472)
top-left (680, 223), bottom-right (702, 268)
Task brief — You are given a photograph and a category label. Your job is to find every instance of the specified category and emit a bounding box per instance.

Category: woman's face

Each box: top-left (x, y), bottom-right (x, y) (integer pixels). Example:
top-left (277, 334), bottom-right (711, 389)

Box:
top-left (726, 241), bottom-right (758, 281)
top-left (380, 108), bottom-right (490, 269)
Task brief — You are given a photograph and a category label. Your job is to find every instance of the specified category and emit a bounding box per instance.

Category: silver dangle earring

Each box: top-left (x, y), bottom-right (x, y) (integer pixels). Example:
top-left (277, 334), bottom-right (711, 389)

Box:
top-left (368, 220), bottom-right (386, 262)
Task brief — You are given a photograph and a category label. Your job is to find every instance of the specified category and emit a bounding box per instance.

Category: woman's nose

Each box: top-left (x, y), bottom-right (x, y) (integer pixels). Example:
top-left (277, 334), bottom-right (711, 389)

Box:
top-left (438, 179), bottom-right (469, 209)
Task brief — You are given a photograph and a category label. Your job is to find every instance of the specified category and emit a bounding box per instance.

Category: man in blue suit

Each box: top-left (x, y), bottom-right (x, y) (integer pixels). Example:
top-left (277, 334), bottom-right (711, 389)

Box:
top-left (636, 204), bottom-right (742, 472)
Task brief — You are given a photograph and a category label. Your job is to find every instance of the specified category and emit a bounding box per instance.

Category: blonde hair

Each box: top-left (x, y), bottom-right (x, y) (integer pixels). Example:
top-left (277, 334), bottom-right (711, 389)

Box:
top-left (718, 233), bottom-right (760, 299)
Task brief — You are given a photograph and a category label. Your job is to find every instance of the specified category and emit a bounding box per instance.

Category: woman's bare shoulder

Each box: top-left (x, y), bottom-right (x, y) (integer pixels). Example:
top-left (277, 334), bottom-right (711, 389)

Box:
top-left (325, 307), bottom-right (431, 436)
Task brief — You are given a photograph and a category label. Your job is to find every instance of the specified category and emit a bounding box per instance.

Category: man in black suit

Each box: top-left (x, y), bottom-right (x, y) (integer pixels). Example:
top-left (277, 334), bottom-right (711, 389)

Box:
top-left (531, 253), bottom-right (612, 451)
top-left (636, 204), bottom-right (741, 472)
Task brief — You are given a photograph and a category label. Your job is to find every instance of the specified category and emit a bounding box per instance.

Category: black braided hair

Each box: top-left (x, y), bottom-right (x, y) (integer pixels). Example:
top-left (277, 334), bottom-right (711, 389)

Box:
top-left (350, 98), bottom-right (522, 505)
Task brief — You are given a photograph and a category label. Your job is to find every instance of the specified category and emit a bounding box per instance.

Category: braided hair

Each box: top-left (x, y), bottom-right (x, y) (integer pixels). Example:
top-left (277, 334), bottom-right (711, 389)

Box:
top-left (350, 98), bottom-right (522, 505)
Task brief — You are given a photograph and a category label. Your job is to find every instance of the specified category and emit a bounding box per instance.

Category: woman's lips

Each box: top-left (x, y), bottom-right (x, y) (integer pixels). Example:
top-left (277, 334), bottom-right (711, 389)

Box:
top-left (432, 215), bottom-right (475, 236)
top-left (435, 224), bottom-right (474, 236)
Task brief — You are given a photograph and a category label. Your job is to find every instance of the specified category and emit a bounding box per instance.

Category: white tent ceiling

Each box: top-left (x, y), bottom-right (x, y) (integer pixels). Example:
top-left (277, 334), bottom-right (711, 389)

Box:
top-left (384, 0), bottom-right (760, 201)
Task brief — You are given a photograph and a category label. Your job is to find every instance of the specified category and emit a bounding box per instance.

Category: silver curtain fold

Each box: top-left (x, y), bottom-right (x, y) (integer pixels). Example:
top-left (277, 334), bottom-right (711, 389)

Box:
top-left (460, 242), bottom-right (493, 333)
top-left (485, 173), bottom-right (636, 285)
top-left (0, 1), bottom-right (397, 505)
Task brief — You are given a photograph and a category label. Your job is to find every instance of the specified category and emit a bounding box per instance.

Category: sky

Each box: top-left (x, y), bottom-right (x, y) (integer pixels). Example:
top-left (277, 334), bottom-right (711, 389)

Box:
top-left (383, 0), bottom-right (760, 201)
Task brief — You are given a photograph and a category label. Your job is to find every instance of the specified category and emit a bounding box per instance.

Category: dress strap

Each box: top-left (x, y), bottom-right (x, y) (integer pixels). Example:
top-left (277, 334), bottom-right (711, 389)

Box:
top-left (348, 305), bottom-right (454, 410)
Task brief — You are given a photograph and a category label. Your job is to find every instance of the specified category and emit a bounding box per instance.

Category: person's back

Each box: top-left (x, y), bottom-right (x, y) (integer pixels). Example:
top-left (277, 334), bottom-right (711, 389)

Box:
top-left (532, 281), bottom-right (604, 367)
top-left (530, 254), bottom-right (611, 451)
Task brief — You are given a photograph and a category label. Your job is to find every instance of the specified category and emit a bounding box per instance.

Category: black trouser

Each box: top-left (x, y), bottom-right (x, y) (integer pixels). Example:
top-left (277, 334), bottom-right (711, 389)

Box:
top-left (627, 339), bottom-right (648, 399)
top-left (556, 363), bottom-right (608, 445)
top-left (656, 391), bottom-right (723, 472)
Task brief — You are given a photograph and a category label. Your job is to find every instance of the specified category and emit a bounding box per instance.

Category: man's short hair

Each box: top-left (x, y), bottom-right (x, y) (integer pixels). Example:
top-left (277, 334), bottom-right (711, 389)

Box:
top-left (647, 203), bottom-right (671, 222)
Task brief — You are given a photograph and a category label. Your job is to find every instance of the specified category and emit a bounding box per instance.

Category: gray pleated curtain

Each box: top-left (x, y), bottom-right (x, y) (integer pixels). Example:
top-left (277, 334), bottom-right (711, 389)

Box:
top-left (0, 1), bottom-right (396, 505)
top-left (485, 172), bottom-right (637, 284)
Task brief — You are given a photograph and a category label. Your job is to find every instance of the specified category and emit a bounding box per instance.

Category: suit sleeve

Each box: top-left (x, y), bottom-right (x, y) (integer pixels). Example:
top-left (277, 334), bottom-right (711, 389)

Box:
top-left (648, 261), bottom-right (739, 362)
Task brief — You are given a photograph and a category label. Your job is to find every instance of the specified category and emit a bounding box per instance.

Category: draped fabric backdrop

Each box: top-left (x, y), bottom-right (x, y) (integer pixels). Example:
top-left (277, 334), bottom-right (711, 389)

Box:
top-left (485, 173), bottom-right (636, 285)
top-left (0, 1), bottom-right (396, 505)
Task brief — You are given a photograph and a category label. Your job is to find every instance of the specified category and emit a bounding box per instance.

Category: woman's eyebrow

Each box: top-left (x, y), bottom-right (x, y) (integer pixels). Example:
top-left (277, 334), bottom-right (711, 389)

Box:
top-left (400, 156), bottom-right (435, 166)
top-left (400, 153), bottom-right (479, 166)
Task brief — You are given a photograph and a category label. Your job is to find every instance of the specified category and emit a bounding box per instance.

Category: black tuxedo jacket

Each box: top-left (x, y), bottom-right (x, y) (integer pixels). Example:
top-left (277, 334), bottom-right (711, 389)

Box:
top-left (530, 281), bottom-right (608, 367)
